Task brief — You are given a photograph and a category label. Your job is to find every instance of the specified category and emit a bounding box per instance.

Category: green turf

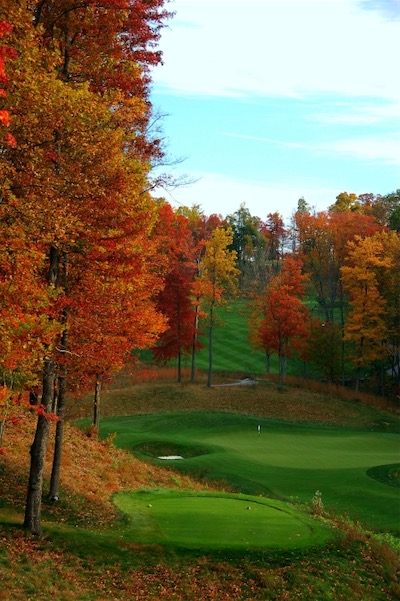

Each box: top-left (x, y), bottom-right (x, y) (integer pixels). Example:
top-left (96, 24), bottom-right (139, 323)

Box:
top-left (113, 489), bottom-right (334, 550)
top-left (99, 412), bottom-right (400, 533)
top-left (179, 300), bottom-right (275, 376)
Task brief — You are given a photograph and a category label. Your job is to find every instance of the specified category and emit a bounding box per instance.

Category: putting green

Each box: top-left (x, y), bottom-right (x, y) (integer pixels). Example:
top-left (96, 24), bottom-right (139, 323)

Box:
top-left (114, 490), bottom-right (333, 550)
top-left (99, 411), bottom-right (400, 533)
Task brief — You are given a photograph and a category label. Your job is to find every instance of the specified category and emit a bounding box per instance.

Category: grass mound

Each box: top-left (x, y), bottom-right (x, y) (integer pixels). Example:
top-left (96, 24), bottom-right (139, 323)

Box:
top-left (114, 489), bottom-right (334, 551)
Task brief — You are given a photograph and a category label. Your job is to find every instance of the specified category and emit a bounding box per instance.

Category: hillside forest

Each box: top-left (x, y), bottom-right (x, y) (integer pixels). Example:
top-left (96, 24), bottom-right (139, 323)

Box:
top-left (0, 1), bottom-right (399, 537)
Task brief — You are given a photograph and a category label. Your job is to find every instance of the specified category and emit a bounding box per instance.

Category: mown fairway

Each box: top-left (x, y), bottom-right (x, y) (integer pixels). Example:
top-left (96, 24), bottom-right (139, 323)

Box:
top-left (98, 412), bottom-right (400, 534)
top-left (179, 300), bottom-right (273, 375)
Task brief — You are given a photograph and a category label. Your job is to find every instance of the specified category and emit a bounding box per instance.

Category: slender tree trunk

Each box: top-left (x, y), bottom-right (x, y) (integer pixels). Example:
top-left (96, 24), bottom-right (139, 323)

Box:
top-left (265, 351), bottom-right (270, 374)
top-left (48, 336), bottom-right (67, 502)
top-left (48, 369), bottom-right (66, 501)
top-left (278, 351), bottom-right (286, 385)
top-left (0, 420), bottom-right (5, 448)
top-left (207, 304), bottom-right (214, 388)
top-left (93, 374), bottom-right (102, 431)
top-left (355, 366), bottom-right (360, 392)
top-left (190, 301), bottom-right (200, 383)
top-left (339, 282), bottom-right (346, 386)
top-left (278, 355), bottom-right (284, 385)
top-left (177, 351), bottom-right (182, 383)
top-left (24, 245), bottom-right (60, 534)
top-left (48, 254), bottom-right (69, 501)
top-left (24, 360), bottom-right (55, 535)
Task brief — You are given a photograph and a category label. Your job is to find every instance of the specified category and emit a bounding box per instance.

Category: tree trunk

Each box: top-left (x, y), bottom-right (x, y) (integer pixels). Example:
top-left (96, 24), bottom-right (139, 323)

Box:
top-left (177, 351), bottom-right (182, 383)
top-left (265, 351), bottom-right (270, 374)
top-left (0, 420), bottom-right (5, 448)
top-left (48, 254), bottom-right (69, 501)
top-left (24, 245), bottom-right (60, 534)
top-left (207, 304), bottom-right (214, 388)
top-left (48, 361), bottom-right (67, 502)
top-left (278, 355), bottom-right (283, 385)
top-left (278, 353), bottom-right (286, 385)
top-left (355, 366), bottom-right (360, 392)
top-left (24, 360), bottom-right (55, 535)
top-left (93, 374), bottom-right (101, 431)
top-left (339, 282), bottom-right (346, 386)
top-left (190, 302), bottom-right (199, 383)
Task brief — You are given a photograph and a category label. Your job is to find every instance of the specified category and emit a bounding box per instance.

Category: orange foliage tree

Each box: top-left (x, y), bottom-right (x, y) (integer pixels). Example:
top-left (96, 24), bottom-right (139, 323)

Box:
top-left (150, 203), bottom-right (199, 382)
top-left (176, 206), bottom-right (222, 381)
top-left (341, 231), bottom-right (400, 391)
top-left (294, 210), bottom-right (382, 322)
top-left (250, 256), bottom-right (309, 384)
top-left (2, 0), bottom-right (172, 534)
top-left (0, 14), bottom-right (58, 446)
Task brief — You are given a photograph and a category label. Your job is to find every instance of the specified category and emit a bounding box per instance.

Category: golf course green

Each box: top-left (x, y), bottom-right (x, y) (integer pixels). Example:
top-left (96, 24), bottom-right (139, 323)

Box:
top-left (98, 411), bottom-right (400, 535)
top-left (114, 490), bottom-right (333, 550)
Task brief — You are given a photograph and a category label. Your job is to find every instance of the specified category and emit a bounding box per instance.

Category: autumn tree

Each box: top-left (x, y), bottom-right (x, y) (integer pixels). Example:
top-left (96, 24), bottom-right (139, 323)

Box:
top-left (263, 212), bottom-right (287, 265)
top-left (329, 191), bottom-right (360, 213)
top-left (176, 206), bottom-right (222, 381)
top-left (341, 231), bottom-right (400, 391)
top-left (0, 12), bottom-right (59, 449)
top-left (378, 190), bottom-right (400, 232)
top-left (149, 202), bottom-right (199, 382)
top-left (295, 210), bottom-right (383, 320)
top-left (304, 318), bottom-right (342, 382)
top-left (197, 226), bottom-right (238, 387)
top-left (226, 204), bottom-right (264, 291)
top-left (2, 0), bottom-right (172, 534)
top-left (63, 222), bottom-right (167, 435)
top-left (250, 256), bottom-right (309, 384)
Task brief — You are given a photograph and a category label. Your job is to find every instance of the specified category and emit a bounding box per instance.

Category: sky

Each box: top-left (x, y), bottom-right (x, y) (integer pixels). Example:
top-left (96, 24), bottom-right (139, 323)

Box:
top-left (150, 0), bottom-right (400, 221)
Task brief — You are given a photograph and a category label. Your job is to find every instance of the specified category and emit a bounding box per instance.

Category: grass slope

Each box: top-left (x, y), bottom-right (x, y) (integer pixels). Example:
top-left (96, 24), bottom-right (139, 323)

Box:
top-left (179, 300), bottom-right (273, 376)
top-left (0, 383), bottom-right (399, 600)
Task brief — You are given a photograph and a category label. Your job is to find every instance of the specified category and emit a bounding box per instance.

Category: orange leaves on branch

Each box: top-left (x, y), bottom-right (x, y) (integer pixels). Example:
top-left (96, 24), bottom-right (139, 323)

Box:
top-left (0, 18), bottom-right (17, 148)
top-left (0, 109), bottom-right (10, 125)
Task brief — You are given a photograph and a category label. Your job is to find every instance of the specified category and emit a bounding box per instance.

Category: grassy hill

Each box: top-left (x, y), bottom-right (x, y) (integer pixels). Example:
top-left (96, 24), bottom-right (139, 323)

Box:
top-left (0, 381), bottom-right (399, 600)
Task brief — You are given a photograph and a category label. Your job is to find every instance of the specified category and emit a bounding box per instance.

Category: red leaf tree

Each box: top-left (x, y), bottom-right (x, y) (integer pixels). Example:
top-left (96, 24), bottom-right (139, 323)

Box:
top-left (250, 256), bottom-right (309, 383)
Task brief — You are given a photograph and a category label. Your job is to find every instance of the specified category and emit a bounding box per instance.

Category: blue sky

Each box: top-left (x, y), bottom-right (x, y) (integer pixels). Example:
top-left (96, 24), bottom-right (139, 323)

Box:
top-left (150, 0), bottom-right (400, 221)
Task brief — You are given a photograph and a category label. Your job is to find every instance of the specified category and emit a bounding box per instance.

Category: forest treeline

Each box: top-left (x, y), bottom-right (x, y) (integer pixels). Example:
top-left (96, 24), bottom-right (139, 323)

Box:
top-left (0, 2), bottom-right (399, 535)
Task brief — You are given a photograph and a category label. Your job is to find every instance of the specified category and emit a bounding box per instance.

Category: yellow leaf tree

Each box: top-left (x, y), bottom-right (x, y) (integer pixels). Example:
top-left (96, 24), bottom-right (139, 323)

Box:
top-left (341, 232), bottom-right (396, 390)
top-left (198, 226), bottom-right (239, 387)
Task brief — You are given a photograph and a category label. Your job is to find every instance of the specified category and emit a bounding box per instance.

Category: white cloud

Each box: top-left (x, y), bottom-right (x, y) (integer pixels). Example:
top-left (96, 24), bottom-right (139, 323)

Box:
top-left (222, 130), bottom-right (400, 165)
top-left (308, 102), bottom-right (400, 125)
top-left (156, 0), bottom-right (400, 101)
top-left (325, 135), bottom-right (400, 164)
